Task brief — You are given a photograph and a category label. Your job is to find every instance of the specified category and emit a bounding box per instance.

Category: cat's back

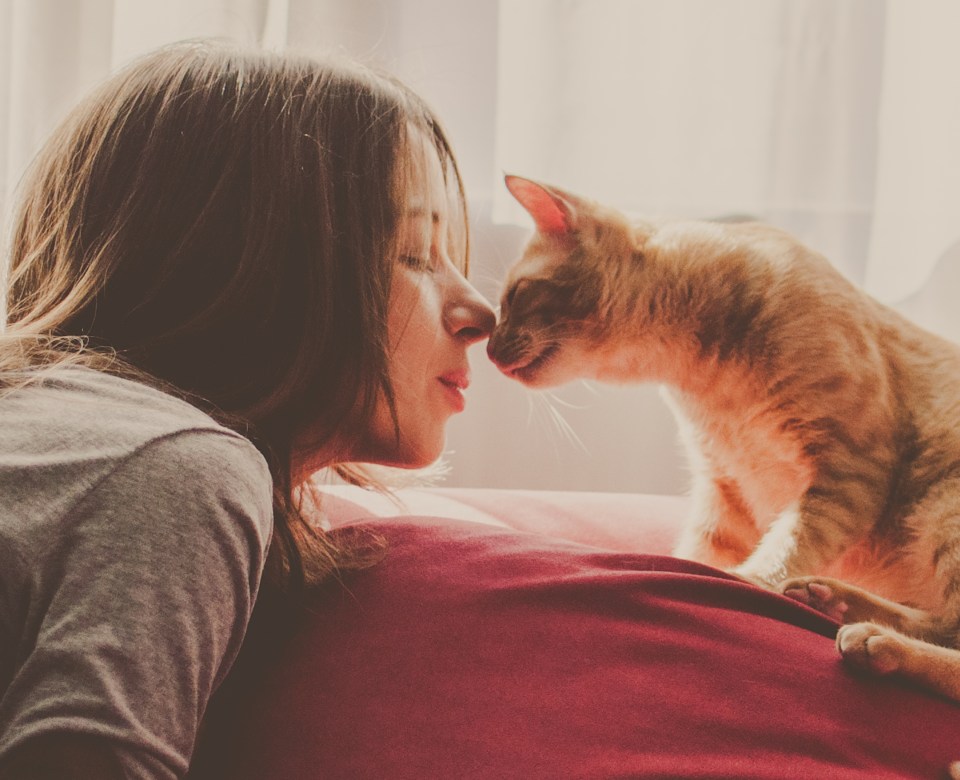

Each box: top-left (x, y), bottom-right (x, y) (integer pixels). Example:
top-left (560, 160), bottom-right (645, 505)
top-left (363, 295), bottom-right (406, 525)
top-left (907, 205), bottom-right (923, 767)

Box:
top-left (679, 219), bottom-right (960, 375)
top-left (653, 217), bottom-right (960, 499)
top-left (722, 221), bottom-right (960, 429)
top-left (644, 218), bottom-right (885, 381)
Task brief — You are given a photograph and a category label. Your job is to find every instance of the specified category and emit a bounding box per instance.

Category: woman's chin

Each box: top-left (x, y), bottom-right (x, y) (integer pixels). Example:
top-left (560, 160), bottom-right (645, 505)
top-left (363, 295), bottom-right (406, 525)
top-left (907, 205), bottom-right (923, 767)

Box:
top-left (375, 439), bottom-right (446, 471)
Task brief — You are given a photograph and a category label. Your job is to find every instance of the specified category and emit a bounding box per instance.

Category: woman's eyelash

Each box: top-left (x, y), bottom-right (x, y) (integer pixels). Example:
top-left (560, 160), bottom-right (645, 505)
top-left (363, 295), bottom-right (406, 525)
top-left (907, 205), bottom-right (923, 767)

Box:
top-left (399, 254), bottom-right (432, 271)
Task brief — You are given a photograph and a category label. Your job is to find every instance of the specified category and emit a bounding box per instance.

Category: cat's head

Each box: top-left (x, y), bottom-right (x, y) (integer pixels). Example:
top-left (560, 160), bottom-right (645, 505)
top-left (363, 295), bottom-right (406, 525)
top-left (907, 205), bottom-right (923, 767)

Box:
top-left (487, 175), bottom-right (644, 388)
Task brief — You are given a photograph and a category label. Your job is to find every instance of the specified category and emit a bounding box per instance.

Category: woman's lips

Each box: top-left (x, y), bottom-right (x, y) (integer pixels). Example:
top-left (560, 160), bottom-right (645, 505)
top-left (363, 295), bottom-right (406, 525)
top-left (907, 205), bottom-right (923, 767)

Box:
top-left (438, 371), bottom-right (469, 412)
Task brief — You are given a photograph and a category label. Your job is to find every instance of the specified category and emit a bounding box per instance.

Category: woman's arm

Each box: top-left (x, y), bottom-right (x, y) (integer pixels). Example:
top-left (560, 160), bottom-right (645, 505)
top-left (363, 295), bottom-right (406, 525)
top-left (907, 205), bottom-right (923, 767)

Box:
top-left (0, 428), bottom-right (273, 778)
top-left (0, 733), bottom-right (124, 779)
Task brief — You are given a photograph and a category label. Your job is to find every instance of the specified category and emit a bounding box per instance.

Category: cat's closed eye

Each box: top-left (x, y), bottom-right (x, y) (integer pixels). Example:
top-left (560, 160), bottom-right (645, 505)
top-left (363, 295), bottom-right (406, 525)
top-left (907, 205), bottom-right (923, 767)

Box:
top-left (505, 278), bottom-right (563, 317)
top-left (504, 279), bottom-right (532, 309)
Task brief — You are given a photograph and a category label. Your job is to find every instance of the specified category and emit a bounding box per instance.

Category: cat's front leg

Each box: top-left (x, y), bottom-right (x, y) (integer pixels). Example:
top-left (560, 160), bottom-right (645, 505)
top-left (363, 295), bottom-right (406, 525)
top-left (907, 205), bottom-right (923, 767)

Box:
top-left (836, 621), bottom-right (960, 780)
top-left (836, 622), bottom-right (960, 700)
top-left (731, 457), bottom-right (884, 588)
top-left (781, 575), bottom-right (960, 778)
top-left (672, 475), bottom-right (759, 569)
top-left (729, 501), bottom-right (811, 587)
top-left (779, 575), bottom-right (930, 629)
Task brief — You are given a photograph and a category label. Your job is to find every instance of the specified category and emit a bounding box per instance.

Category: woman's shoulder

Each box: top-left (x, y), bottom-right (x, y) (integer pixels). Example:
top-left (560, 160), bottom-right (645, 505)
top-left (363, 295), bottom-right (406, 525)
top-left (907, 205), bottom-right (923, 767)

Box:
top-left (0, 365), bottom-right (272, 530)
top-left (2, 363), bottom-right (261, 460)
top-left (0, 364), bottom-right (273, 562)
top-left (27, 363), bottom-right (225, 420)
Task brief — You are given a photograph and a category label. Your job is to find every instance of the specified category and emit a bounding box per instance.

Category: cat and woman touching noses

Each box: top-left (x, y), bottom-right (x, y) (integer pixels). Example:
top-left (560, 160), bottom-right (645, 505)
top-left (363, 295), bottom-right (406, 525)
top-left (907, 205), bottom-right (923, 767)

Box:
top-left (486, 173), bottom-right (960, 723)
top-left (6, 34), bottom-right (952, 778)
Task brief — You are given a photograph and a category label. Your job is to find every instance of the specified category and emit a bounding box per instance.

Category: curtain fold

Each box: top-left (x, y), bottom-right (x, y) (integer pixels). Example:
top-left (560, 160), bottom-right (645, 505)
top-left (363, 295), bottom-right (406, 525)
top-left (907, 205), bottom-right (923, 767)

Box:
top-left (1, 0), bottom-right (114, 222)
top-left (865, 0), bottom-right (960, 304)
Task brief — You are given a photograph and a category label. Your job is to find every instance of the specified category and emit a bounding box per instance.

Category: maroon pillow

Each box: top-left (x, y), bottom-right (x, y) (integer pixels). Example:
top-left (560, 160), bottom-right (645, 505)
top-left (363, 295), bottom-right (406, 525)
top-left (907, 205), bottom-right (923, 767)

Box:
top-left (195, 517), bottom-right (958, 779)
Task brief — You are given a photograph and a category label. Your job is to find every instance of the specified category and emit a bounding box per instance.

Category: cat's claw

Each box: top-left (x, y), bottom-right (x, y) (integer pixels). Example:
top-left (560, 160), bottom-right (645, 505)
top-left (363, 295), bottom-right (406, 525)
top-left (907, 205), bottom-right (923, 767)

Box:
top-left (780, 577), bottom-right (849, 623)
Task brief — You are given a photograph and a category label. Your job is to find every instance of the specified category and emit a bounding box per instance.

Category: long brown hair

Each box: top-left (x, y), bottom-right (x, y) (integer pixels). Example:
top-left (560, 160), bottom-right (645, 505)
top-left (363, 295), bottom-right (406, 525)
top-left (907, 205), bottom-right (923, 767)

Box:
top-left (2, 39), bottom-right (469, 592)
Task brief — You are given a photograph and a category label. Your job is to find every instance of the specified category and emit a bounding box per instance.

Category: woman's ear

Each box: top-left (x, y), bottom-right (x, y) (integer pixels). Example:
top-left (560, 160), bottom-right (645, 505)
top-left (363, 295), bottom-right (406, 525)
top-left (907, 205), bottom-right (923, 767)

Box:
top-left (504, 175), bottom-right (577, 239)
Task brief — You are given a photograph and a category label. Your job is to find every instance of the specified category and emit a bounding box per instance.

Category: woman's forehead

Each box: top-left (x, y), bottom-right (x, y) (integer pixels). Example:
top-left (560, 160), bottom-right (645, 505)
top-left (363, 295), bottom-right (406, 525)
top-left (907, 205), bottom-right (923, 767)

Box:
top-left (405, 156), bottom-right (446, 204)
top-left (398, 124), bottom-right (467, 269)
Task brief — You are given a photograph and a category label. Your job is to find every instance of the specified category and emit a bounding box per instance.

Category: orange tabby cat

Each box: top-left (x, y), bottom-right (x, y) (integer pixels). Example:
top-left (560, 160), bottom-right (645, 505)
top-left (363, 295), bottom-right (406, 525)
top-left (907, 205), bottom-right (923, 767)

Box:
top-left (487, 174), bottom-right (960, 715)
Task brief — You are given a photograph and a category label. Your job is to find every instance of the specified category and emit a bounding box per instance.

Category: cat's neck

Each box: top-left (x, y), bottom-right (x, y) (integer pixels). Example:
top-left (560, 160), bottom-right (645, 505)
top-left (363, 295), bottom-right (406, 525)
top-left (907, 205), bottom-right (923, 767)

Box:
top-left (591, 229), bottom-right (776, 396)
top-left (590, 325), bottom-right (761, 401)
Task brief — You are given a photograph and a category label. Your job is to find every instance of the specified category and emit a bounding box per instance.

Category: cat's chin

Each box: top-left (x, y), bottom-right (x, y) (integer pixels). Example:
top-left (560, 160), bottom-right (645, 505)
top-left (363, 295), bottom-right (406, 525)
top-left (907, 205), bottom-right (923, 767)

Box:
top-left (500, 344), bottom-right (564, 387)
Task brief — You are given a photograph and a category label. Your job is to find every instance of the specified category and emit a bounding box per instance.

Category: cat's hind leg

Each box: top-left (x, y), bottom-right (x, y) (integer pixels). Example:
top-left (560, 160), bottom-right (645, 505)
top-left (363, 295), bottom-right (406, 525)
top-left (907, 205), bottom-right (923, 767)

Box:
top-left (782, 576), bottom-right (960, 775)
top-left (783, 482), bottom-right (960, 703)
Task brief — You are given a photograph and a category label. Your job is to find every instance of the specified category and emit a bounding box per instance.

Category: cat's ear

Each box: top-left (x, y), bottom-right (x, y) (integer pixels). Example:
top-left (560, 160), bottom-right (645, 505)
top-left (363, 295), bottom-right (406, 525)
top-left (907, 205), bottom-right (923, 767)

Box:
top-left (504, 175), bottom-right (576, 239)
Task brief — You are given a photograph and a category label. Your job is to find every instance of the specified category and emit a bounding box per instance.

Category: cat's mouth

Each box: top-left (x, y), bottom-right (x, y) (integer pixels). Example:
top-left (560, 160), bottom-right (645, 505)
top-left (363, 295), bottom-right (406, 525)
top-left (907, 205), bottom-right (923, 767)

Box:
top-left (506, 343), bottom-right (560, 383)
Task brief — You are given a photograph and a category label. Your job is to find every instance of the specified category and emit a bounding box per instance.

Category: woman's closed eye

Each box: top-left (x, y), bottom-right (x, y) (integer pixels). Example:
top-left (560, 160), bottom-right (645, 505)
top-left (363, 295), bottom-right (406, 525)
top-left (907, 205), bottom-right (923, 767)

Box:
top-left (399, 254), bottom-right (436, 273)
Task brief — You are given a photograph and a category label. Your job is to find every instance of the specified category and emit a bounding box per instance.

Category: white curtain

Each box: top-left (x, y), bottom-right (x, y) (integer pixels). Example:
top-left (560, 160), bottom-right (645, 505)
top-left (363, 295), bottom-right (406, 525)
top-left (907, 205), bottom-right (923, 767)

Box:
top-left (0, 0), bottom-right (286, 240)
top-left (0, 0), bottom-right (498, 251)
top-left (494, 0), bottom-right (960, 330)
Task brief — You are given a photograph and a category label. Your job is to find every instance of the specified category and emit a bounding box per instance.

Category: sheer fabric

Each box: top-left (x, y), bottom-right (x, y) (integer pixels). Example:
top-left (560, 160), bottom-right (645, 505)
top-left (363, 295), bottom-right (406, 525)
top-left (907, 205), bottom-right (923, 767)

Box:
top-left (494, 0), bottom-right (960, 317)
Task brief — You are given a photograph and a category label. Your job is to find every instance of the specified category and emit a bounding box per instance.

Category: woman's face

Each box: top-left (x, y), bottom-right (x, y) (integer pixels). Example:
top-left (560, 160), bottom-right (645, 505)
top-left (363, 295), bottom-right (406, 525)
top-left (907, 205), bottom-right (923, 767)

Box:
top-left (292, 134), bottom-right (494, 478)
top-left (355, 135), bottom-right (496, 468)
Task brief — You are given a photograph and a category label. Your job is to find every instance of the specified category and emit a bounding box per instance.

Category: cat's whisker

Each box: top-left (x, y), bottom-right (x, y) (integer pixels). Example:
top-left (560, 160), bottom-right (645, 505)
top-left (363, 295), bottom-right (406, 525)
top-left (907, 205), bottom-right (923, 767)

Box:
top-left (472, 270), bottom-right (504, 288)
top-left (473, 274), bottom-right (506, 301)
top-left (522, 390), bottom-right (540, 429)
top-left (539, 324), bottom-right (570, 338)
top-left (527, 396), bottom-right (572, 463)
top-left (541, 388), bottom-right (589, 411)
top-left (580, 379), bottom-right (600, 396)
top-left (519, 393), bottom-right (568, 461)
top-left (545, 400), bottom-right (589, 456)
top-left (528, 390), bottom-right (590, 457)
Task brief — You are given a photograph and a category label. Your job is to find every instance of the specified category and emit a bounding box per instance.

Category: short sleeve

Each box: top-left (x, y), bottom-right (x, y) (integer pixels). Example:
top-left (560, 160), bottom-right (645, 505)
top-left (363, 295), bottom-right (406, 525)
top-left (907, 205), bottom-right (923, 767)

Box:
top-left (0, 429), bottom-right (273, 779)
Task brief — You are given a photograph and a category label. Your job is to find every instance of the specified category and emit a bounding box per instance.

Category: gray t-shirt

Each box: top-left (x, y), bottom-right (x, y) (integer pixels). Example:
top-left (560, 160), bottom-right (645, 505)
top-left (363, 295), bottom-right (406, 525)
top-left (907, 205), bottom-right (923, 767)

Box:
top-left (0, 366), bottom-right (273, 778)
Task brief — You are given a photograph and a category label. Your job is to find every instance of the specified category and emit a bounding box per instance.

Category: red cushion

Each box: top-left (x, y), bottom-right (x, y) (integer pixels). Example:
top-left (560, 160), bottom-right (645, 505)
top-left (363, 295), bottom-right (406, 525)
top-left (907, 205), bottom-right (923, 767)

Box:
top-left (195, 515), bottom-right (960, 779)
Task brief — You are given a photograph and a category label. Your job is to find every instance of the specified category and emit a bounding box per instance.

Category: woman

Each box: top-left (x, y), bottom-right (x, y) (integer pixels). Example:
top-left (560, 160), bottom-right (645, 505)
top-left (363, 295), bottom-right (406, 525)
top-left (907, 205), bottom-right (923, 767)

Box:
top-left (0, 39), bottom-right (494, 779)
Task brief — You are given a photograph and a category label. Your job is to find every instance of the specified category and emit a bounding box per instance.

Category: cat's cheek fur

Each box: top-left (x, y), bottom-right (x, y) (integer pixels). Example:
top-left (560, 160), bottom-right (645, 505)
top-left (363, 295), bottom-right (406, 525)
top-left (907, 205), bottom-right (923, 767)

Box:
top-left (502, 341), bottom-right (600, 389)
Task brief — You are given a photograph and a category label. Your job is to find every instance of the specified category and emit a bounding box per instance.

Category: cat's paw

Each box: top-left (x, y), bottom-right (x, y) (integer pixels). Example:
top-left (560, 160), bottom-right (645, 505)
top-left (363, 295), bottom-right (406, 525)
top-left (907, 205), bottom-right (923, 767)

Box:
top-left (836, 622), bottom-right (906, 676)
top-left (780, 577), bottom-right (849, 623)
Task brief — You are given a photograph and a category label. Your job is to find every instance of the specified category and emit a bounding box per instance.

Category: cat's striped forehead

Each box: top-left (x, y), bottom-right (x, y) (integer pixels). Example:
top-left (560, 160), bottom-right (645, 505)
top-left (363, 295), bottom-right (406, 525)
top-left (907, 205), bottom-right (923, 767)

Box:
top-left (505, 249), bottom-right (558, 285)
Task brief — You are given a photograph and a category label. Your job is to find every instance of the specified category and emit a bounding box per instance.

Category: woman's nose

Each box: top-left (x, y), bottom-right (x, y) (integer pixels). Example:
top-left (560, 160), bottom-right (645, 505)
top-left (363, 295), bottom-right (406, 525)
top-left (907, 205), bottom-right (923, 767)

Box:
top-left (444, 279), bottom-right (497, 345)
